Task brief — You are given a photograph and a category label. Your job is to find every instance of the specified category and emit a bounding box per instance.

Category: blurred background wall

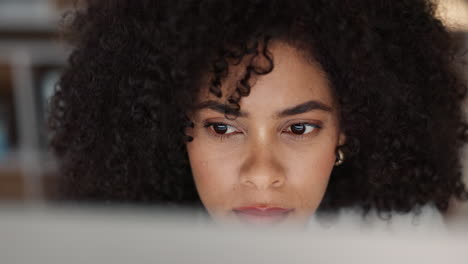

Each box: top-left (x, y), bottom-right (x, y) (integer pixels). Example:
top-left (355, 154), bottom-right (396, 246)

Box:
top-left (0, 0), bottom-right (466, 215)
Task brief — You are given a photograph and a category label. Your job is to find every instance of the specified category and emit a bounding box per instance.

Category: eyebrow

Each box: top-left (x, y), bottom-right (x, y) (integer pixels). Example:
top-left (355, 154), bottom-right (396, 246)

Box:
top-left (276, 100), bottom-right (332, 118)
top-left (194, 100), bottom-right (248, 117)
top-left (194, 100), bottom-right (332, 118)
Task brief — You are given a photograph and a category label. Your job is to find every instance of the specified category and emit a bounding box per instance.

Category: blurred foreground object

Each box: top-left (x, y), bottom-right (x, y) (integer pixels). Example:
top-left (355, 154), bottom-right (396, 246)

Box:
top-left (1, 204), bottom-right (468, 264)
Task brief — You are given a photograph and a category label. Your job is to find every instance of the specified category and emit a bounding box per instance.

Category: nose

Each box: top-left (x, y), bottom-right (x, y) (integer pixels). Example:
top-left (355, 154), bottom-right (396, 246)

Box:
top-left (239, 142), bottom-right (286, 190)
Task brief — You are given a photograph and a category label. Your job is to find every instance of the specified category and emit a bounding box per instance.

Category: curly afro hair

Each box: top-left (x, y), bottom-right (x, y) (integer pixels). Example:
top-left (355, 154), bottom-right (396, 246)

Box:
top-left (49, 0), bottom-right (468, 215)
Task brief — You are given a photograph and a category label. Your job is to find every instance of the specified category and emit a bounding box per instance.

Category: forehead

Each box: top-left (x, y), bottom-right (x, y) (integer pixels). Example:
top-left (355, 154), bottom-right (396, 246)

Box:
top-left (194, 42), bottom-right (334, 116)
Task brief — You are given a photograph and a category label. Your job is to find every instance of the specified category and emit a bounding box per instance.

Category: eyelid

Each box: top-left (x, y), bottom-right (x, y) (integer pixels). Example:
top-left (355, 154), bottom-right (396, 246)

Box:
top-left (281, 120), bottom-right (323, 131)
top-left (203, 121), bottom-right (240, 130)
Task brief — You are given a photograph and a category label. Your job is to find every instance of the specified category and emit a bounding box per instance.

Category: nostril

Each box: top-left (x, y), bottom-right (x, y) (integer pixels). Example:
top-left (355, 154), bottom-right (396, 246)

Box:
top-left (240, 176), bottom-right (284, 189)
top-left (239, 152), bottom-right (286, 189)
top-left (271, 179), bottom-right (283, 188)
top-left (241, 179), bottom-right (256, 188)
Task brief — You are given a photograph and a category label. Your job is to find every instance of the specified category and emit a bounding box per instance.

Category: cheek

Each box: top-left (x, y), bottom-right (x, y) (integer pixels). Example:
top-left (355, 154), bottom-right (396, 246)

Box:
top-left (286, 144), bottom-right (336, 210)
top-left (186, 140), bottom-right (239, 212)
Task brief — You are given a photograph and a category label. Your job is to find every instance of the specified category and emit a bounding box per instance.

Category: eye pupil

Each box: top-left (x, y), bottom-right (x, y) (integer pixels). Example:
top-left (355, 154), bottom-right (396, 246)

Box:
top-left (213, 124), bottom-right (228, 134)
top-left (291, 124), bottom-right (306, 134)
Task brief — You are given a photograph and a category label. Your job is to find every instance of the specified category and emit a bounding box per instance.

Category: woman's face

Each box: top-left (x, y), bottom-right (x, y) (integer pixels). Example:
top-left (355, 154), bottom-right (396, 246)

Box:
top-left (186, 42), bottom-right (345, 227)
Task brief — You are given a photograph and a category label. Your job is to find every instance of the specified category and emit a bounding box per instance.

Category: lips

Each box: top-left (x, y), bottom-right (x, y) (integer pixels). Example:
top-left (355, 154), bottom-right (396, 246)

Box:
top-left (232, 206), bottom-right (294, 225)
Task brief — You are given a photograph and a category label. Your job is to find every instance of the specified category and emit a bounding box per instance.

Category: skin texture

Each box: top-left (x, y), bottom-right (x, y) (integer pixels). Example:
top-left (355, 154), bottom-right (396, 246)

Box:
top-left (186, 43), bottom-right (345, 226)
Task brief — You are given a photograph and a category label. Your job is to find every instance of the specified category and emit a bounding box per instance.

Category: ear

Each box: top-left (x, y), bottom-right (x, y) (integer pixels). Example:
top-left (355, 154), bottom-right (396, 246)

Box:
top-left (338, 131), bottom-right (346, 147)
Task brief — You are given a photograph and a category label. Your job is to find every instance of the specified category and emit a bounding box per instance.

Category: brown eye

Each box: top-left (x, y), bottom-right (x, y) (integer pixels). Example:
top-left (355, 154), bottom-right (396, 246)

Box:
top-left (291, 124), bottom-right (306, 134)
top-left (212, 124), bottom-right (228, 134)
top-left (286, 123), bottom-right (320, 135)
top-left (203, 122), bottom-right (239, 136)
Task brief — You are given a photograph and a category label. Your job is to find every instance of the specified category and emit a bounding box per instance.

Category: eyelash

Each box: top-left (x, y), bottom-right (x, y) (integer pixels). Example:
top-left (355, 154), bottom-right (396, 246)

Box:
top-left (202, 122), bottom-right (322, 141)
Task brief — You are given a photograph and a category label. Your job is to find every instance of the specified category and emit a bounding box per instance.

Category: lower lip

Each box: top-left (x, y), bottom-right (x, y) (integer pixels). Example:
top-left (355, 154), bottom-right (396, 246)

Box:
top-left (233, 209), bottom-right (294, 225)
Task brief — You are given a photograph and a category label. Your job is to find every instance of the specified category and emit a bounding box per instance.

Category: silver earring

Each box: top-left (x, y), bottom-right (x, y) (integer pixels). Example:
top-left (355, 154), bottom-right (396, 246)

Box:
top-left (335, 148), bottom-right (344, 166)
